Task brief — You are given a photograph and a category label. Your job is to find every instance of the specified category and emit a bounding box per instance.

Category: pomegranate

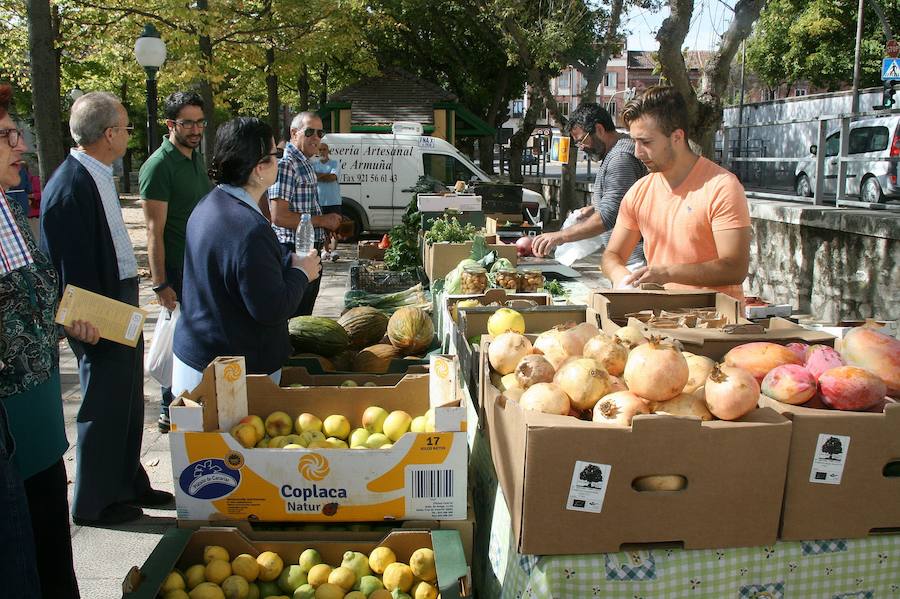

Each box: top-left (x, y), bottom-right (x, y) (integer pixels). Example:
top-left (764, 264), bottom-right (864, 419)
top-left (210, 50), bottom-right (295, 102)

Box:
top-left (515, 235), bottom-right (533, 257)
top-left (623, 337), bottom-right (689, 402)
top-left (518, 382), bottom-right (571, 415)
top-left (682, 352), bottom-right (715, 394)
top-left (841, 326), bottom-right (900, 397)
top-left (819, 366), bottom-right (886, 411)
top-left (592, 391), bottom-right (653, 426)
top-left (614, 325), bottom-right (648, 349)
top-left (583, 334), bottom-right (628, 376)
top-left (704, 364), bottom-right (760, 420)
top-left (761, 364), bottom-right (817, 405)
top-left (804, 345), bottom-right (845, 380)
top-left (786, 342), bottom-right (810, 362)
top-left (515, 354), bottom-right (556, 389)
top-left (652, 392), bottom-right (714, 421)
top-left (533, 327), bottom-right (571, 370)
top-left (502, 387), bottom-right (524, 403)
top-left (488, 332), bottom-right (533, 375)
top-left (608, 376), bottom-right (627, 393)
top-left (554, 358), bottom-right (612, 411)
top-left (560, 322), bottom-right (601, 356)
top-left (723, 342), bottom-right (803, 383)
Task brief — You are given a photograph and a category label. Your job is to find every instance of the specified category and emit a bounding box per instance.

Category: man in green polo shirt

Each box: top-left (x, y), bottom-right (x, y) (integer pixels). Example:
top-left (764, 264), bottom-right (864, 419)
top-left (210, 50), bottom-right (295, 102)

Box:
top-left (140, 90), bottom-right (211, 432)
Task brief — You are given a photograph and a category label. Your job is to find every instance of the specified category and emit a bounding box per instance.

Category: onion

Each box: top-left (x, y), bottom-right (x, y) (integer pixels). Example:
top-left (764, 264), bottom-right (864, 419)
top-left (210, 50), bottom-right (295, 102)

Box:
top-left (515, 354), bottom-right (556, 389)
top-left (614, 325), bottom-right (648, 349)
top-left (623, 337), bottom-right (689, 402)
top-left (583, 334), bottom-right (628, 376)
top-left (704, 364), bottom-right (760, 420)
top-left (515, 235), bottom-right (533, 257)
top-left (488, 332), bottom-right (533, 375)
top-left (592, 391), bottom-right (653, 426)
top-left (651, 392), bottom-right (713, 421)
top-left (682, 353), bottom-right (715, 394)
top-left (553, 358), bottom-right (612, 411)
top-left (533, 327), bottom-right (571, 370)
top-left (519, 382), bottom-right (571, 415)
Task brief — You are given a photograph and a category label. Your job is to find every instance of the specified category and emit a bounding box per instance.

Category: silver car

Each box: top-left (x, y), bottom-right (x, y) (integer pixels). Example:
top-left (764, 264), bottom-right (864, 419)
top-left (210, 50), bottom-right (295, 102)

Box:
top-left (794, 115), bottom-right (900, 202)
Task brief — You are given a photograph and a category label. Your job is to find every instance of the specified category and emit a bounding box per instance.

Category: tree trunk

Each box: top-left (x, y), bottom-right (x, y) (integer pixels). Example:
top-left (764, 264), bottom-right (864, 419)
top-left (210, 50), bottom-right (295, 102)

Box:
top-left (479, 69), bottom-right (510, 175)
top-left (508, 86), bottom-right (543, 184)
top-left (26, 0), bottom-right (65, 184)
top-left (266, 47), bottom-right (279, 137)
top-left (318, 62), bottom-right (328, 110)
top-left (297, 65), bottom-right (310, 111)
top-left (578, 0), bottom-right (625, 104)
top-left (197, 0), bottom-right (216, 167)
top-left (866, 0), bottom-right (894, 41)
top-left (120, 80), bottom-right (131, 194)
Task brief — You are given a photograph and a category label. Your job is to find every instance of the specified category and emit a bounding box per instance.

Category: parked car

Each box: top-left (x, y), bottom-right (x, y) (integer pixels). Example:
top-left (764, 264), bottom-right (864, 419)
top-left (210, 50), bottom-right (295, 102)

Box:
top-left (794, 115), bottom-right (900, 202)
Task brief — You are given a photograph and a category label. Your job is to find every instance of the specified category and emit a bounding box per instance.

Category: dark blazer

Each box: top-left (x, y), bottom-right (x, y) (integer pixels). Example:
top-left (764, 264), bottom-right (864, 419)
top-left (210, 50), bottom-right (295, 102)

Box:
top-left (174, 185), bottom-right (308, 375)
top-left (40, 155), bottom-right (121, 299)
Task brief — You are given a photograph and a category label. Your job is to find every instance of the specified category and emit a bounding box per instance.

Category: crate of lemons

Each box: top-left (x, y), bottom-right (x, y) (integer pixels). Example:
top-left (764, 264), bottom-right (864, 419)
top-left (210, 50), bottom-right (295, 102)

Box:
top-left (158, 542), bottom-right (440, 599)
top-left (229, 405), bottom-right (437, 451)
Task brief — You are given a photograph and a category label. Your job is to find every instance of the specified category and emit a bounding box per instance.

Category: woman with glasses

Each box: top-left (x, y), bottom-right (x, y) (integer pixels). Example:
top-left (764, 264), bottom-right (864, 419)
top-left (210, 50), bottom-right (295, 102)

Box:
top-left (172, 117), bottom-right (321, 395)
top-left (0, 83), bottom-right (83, 597)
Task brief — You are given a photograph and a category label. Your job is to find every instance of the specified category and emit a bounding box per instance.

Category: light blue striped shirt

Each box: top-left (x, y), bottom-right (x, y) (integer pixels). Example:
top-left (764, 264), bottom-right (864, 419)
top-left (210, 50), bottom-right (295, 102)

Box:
top-left (70, 149), bottom-right (138, 279)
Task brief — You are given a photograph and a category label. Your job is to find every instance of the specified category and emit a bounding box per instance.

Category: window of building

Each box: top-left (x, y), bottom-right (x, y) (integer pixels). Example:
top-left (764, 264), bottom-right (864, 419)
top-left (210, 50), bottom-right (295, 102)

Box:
top-left (512, 100), bottom-right (524, 118)
top-left (794, 88), bottom-right (808, 97)
top-left (605, 72), bottom-right (617, 88)
top-left (558, 102), bottom-right (569, 117)
top-left (558, 71), bottom-right (570, 93)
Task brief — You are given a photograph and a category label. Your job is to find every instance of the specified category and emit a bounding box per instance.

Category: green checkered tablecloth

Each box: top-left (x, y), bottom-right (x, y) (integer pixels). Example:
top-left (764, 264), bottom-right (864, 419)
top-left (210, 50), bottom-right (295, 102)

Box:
top-left (470, 423), bottom-right (900, 599)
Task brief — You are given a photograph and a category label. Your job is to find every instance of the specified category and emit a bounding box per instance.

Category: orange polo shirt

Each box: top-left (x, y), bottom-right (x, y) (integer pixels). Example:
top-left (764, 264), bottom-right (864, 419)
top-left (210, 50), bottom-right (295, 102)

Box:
top-left (617, 156), bottom-right (751, 302)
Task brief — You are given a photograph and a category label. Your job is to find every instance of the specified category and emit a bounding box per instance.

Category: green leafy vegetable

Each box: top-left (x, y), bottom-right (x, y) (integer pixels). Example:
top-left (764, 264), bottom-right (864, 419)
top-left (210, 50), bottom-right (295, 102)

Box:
top-left (423, 214), bottom-right (478, 245)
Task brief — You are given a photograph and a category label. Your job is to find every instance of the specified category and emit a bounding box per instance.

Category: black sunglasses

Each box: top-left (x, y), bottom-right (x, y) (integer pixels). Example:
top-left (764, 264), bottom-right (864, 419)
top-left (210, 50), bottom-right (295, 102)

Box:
top-left (302, 128), bottom-right (325, 138)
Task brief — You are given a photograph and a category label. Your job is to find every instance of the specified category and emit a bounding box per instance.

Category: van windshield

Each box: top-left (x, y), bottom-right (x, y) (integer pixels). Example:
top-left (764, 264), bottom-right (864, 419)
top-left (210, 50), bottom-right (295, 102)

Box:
top-left (422, 152), bottom-right (489, 186)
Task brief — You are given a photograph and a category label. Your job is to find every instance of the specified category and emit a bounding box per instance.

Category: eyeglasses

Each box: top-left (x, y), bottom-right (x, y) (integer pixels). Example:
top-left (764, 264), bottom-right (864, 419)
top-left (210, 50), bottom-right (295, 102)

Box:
top-left (573, 129), bottom-right (591, 146)
top-left (109, 124), bottom-right (135, 135)
top-left (258, 151), bottom-right (279, 164)
top-left (173, 119), bottom-right (208, 129)
top-left (0, 128), bottom-right (22, 148)
top-left (302, 128), bottom-right (325, 138)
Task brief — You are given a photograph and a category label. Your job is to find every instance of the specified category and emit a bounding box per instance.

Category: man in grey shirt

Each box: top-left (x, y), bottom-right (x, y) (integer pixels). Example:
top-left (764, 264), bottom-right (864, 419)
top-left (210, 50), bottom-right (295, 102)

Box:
top-left (532, 102), bottom-right (646, 266)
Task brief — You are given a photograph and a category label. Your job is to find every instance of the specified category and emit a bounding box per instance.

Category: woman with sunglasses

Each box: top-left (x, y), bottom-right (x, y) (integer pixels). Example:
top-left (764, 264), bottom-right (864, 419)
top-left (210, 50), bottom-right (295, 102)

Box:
top-left (172, 117), bottom-right (321, 394)
top-left (0, 83), bottom-right (83, 597)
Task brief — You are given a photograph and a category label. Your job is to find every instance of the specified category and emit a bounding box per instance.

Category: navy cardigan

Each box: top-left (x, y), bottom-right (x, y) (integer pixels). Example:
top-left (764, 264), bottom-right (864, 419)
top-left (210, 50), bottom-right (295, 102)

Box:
top-left (174, 185), bottom-right (308, 374)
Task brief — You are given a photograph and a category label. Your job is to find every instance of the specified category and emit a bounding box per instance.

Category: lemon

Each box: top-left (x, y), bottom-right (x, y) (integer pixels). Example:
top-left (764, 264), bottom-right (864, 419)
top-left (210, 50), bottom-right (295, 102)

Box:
top-left (232, 554), bottom-right (260, 582)
top-left (189, 582), bottom-right (226, 599)
top-left (344, 593), bottom-right (366, 599)
top-left (292, 583), bottom-right (316, 599)
top-left (163, 591), bottom-right (190, 599)
top-left (409, 548), bottom-right (436, 583)
top-left (367, 590), bottom-right (393, 599)
top-left (339, 551), bottom-right (371, 581)
top-left (221, 575), bottom-right (250, 599)
top-left (256, 581), bottom-right (280, 597)
top-left (162, 571), bottom-right (187, 592)
top-left (297, 549), bottom-right (322, 573)
top-left (382, 562), bottom-right (414, 592)
top-left (256, 551), bottom-right (284, 582)
top-left (412, 581), bottom-right (438, 599)
top-left (487, 308), bottom-right (525, 336)
top-left (246, 582), bottom-right (260, 599)
top-left (277, 565), bottom-right (307, 593)
top-left (327, 566), bottom-right (356, 591)
top-left (306, 563), bottom-right (332, 587)
top-left (204, 545), bottom-right (231, 564)
top-left (313, 583), bottom-right (344, 599)
top-left (205, 559), bottom-right (232, 585)
top-left (358, 575), bottom-right (384, 596)
top-left (185, 564), bottom-right (207, 590)
top-left (368, 546), bottom-right (397, 574)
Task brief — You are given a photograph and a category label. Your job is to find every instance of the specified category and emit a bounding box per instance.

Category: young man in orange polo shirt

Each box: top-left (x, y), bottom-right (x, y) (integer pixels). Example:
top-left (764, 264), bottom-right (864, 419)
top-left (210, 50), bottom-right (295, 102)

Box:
top-left (600, 86), bottom-right (751, 302)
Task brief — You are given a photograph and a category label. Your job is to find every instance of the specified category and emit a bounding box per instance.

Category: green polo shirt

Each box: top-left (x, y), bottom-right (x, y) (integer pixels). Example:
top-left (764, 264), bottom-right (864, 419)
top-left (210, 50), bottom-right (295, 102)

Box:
top-left (139, 137), bottom-right (210, 271)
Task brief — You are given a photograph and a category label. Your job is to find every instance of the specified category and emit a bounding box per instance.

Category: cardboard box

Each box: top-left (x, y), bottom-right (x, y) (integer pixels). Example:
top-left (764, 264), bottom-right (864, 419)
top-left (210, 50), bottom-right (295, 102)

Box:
top-left (590, 288), bottom-right (742, 328)
top-left (122, 527), bottom-right (471, 599)
top-left (758, 396), bottom-right (900, 541)
top-left (417, 193), bottom-right (482, 212)
top-left (170, 358), bottom-right (468, 523)
top-left (439, 289), bottom-right (551, 354)
top-left (423, 235), bottom-right (518, 281)
top-left (357, 240), bottom-right (386, 261)
top-left (480, 336), bottom-right (793, 555)
top-left (54, 284), bottom-right (147, 347)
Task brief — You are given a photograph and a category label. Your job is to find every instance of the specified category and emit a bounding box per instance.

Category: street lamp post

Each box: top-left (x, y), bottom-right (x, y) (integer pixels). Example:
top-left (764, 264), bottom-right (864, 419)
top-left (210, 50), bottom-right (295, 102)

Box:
top-left (605, 87), bottom-right (636, 125)
top-left (134, 24), bottom-right (166, 155)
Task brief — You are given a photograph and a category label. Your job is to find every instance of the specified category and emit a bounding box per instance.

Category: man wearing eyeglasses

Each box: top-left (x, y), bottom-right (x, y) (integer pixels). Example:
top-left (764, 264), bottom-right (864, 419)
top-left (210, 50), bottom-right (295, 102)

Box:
top-left (269, 112), bottom-right (342, 315)
top-left (139, 91), bottom-right (211, 433)
top-left (530, 102), bottom-right (646, 269)
top-left (41, 92), bottom-right (172, 525)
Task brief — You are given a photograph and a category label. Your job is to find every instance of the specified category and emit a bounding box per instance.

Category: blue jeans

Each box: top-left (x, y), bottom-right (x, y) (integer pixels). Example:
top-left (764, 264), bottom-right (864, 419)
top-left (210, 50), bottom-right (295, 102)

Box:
top-left (0, 402), bottom-right (41, 598)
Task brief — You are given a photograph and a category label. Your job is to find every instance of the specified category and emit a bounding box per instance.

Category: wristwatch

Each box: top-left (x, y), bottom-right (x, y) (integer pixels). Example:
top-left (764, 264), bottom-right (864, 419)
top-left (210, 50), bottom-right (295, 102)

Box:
top-left (152, 282), bottom-right (171, 293)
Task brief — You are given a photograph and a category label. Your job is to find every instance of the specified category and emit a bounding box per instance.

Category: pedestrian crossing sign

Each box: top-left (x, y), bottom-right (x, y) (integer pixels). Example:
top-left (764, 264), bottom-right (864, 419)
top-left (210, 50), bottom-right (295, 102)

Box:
top-left (883, 58), bottom-right (900, 80)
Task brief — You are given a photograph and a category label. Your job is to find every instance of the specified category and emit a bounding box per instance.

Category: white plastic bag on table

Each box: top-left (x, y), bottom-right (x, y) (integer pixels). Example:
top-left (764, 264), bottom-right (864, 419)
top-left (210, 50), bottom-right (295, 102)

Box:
top-left (147, 304), bottom-right (179, 387)
top-left (553, 210), bottom-right (606, 266)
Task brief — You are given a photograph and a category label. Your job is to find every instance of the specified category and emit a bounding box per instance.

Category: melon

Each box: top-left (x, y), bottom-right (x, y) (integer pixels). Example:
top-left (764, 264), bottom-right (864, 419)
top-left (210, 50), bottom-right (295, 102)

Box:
top-left (338, 307), bottom-right (389, 350)
top-left (387, 307), bottom-right (434, 355)
top-left (288, 316), bottom-right (350, 357)
top-left (353, 344), bottom-right (403, 373)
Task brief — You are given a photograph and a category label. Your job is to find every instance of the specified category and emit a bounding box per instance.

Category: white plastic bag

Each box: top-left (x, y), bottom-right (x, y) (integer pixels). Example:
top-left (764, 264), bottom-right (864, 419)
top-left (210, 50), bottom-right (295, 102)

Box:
top-left (553, 210), bottom-right (606, 266)
top-left (147, 304), bottom-right (179, 388)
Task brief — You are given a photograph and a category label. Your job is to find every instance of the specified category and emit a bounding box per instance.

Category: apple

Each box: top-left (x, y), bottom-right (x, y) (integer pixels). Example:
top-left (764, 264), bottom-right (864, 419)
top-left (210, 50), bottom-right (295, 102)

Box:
top-left (383, 410), bottom-right (412, 442)
top-left (410, 416), bottom-right (427, 433)
top-left (323, 415), bottom-right (351, 440)
top-left (349, 428), bottom-right (370, 448)
top-left (238, 415), bottom-right (265, 441)
top-left (232, 423), bottom-right (259, 448)
top-left (295, 412), bottom-right (323, 434)
top-left (362, 406), bottom-right (389, 434)
top-left (363, 433), bottom-right (390, 449)
top-left (265, 411), bottom-right (293, 437)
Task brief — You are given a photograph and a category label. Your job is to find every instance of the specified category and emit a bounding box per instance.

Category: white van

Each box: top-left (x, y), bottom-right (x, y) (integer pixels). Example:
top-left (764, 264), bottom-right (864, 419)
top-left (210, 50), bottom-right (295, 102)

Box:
top-left (323, 124), bottom-right (547, 236)
top-left (794, 115), bottom-right (900, 203)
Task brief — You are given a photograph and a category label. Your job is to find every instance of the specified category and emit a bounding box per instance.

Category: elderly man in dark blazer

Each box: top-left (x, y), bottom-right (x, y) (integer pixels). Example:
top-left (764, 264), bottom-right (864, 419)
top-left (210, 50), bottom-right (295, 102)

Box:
top-left (40, 91), bottom-right (172, 525)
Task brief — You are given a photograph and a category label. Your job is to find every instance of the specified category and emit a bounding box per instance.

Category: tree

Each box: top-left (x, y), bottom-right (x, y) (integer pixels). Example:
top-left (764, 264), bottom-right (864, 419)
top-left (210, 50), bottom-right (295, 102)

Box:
top-left (655, 0), bottom-right (767, 156)
top-left (579, 464), bottom-right (604, 488)
top-left (746, 0), bottom-right (899, 91)
top-left (821, 436), bottom-right (843, 460)
top-left (26, 0), bottom-right (67, 182)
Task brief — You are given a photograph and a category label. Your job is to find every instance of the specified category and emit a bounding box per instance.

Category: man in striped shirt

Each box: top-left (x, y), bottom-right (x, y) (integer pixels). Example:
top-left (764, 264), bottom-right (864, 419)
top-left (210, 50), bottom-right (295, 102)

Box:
top-left (531, 103), bottom-right (646, 268)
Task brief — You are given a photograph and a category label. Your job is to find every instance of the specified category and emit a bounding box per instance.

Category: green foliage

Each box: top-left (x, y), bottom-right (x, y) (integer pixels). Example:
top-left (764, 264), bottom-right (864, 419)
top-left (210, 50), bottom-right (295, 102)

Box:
top-left (384, 195), bottom-right (422, 272)
top-left (423, 214), bottom-right (478, 245)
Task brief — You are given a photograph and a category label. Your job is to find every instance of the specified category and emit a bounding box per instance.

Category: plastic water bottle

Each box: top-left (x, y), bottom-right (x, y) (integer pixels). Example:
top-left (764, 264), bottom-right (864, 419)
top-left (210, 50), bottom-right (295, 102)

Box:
top-left (295, 213), bottom-right (315, 255)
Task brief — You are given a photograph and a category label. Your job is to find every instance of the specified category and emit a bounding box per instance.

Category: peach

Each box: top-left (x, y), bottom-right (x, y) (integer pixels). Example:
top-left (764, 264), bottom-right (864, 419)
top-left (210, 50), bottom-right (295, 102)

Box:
top-left (724, 342), bottom-right (803, 383)
top-left (761, 364), bottom-right (817, 405)
top-left (841, 326), bottom-right (900, 397)
top-left (819, 366), bottom-right (886, 411)
top-left (804, 345), bottom-right (845, 380)
top-left (785, 342), bottom-right (809, 362)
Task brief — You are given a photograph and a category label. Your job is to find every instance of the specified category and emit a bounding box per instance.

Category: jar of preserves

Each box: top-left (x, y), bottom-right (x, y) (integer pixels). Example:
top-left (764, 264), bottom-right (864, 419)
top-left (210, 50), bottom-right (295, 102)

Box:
top-left (461, 265), bottom-right (489, 294)
top-left (519, 269), bottom-right (545, 292)
top-left (494, 268), bottom-right (520, 291)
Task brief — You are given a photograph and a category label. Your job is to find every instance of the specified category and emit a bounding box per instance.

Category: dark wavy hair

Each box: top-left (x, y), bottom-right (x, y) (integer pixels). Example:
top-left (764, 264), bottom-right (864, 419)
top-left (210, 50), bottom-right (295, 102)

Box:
top-left (209, 117), bottom-right (273, 186)
top-left (0, 83), bottom-right (12, 119)
top-left (622, 85), bottom-right (690, 137)
top-left (564, 102), bottom-right (615, 137)
top-left (164, 90), bottom-right (205, 121)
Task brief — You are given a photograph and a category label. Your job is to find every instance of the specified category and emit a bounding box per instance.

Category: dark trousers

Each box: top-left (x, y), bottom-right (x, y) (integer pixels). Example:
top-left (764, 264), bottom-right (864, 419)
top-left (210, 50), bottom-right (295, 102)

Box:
top-left (24, 459), bottom-right (80, 598)
top-left (160, 267), bottom-right (184, 416)
top-left (0, 404), bottom-right (40, 598)
top-left (70, 278), bottom-right (150, 520)
top-left (283, 242), bottom-right (323, 316)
